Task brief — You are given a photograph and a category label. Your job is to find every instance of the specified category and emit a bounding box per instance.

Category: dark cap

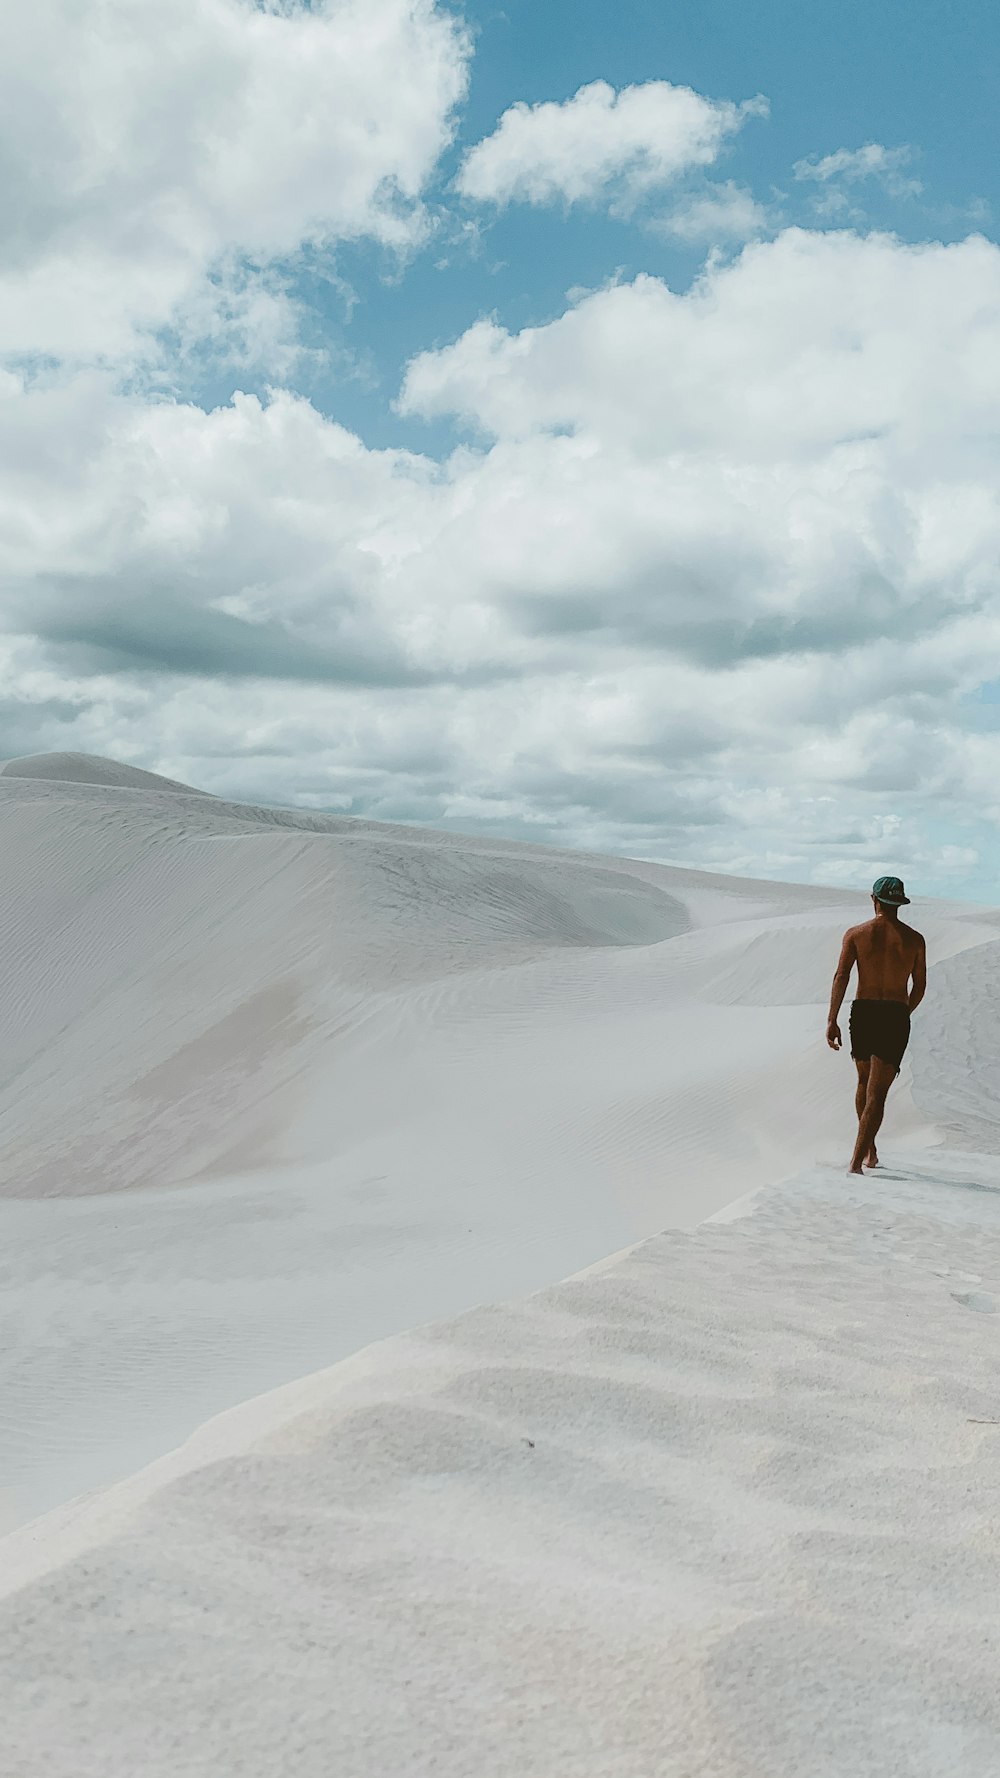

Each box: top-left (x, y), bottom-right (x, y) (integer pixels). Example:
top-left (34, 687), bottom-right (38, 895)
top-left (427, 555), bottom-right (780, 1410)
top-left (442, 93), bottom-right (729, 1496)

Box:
top-left (872, 875), bottom-right (910, 906)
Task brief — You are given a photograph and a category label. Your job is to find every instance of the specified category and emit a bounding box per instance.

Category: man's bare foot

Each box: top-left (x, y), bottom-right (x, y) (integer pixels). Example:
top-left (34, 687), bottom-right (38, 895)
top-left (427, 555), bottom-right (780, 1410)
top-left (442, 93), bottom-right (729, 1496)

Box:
top-left (864, 1147), bottom-right (879, 1168)
top-left (847, 1163), bottom-right (864, 1175)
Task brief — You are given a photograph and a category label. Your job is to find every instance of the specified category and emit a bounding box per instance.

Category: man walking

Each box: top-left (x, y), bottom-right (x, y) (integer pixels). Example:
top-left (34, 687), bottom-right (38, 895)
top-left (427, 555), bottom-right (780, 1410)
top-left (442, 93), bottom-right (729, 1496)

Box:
top-left (827, 877), bottom-right (926, 1175)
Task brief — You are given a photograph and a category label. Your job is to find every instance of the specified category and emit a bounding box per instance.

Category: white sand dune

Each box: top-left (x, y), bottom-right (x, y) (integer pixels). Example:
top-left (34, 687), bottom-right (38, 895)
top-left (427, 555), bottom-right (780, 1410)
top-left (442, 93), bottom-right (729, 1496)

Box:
top-left (3, 753), bottom-right (1000, 1773)
top-left (0, 749), bottom-right (208, 794)
top-left (6, 757), bottom-right (990, 1526)
top-left (4, 1153), bottom-right (1000, 1775)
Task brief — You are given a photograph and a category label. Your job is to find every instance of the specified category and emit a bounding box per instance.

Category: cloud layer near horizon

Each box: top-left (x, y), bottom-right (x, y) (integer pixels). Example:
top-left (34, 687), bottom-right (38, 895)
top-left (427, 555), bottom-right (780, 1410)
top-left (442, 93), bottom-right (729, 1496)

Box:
top-left (4, 225), bottom-right (1000, 886)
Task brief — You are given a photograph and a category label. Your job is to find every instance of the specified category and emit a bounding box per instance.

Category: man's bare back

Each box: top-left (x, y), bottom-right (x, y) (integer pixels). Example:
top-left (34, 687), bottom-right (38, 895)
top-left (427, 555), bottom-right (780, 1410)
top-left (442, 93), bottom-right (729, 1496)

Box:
top-left (845, 915), bottom-right (923, 1004)
top-left (827, 879), bottom-right (926, 1175)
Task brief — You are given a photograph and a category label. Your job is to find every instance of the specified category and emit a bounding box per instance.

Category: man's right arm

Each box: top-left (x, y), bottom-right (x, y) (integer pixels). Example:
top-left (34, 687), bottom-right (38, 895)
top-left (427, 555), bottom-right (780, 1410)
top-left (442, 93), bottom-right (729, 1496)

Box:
top-left (907, 935), bottom-right (927, 1014)
top-left (827, 930), bottom-right (856, 1048)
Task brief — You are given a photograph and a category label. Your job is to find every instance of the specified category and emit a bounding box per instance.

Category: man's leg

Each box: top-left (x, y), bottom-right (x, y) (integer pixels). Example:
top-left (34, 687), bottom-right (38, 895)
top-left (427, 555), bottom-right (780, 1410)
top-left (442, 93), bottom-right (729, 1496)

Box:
top-left (853, 1058), bottom-right (877, 1166)
top-left (849, 1057), bottom-right (896, 1174)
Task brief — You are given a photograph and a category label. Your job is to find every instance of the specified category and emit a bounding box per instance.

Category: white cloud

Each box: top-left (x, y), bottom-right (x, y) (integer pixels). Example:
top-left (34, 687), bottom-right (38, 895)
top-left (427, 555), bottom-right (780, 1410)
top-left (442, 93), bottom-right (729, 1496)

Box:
top-left (399, 229), bottom-right (1000, 458)
top-left (793, 143), bottom-right (922, 218)
top-left (0, 0), bottom-right (470, 365)
top-left (456, 79), bottom-right (767, 214)
top-left (650, 181), bottom-right (770, 243)
top-left (794, 144), bottom-right (920, 189)
top-left (4, 228), bottom-right (1000, 893)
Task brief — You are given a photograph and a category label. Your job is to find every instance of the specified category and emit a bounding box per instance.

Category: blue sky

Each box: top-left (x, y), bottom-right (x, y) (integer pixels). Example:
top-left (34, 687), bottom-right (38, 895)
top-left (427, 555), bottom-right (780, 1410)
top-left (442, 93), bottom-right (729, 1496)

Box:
top-left (248, 0), bottom-right (998, 452)
top-left (3, 0), bottom-right (1000, 905)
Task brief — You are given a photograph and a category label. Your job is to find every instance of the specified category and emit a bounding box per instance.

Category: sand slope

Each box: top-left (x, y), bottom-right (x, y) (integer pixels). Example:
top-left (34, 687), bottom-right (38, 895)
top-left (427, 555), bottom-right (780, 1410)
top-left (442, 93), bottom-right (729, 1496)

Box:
top-left (5, 760), bottom-right (991, 1210)
top-left (4, 1151), bottom-right (1000, 1776)
top-left (4, 751), bottom-right (1000, 1769)
top-left (2, 759), bottom-right (998, 1529)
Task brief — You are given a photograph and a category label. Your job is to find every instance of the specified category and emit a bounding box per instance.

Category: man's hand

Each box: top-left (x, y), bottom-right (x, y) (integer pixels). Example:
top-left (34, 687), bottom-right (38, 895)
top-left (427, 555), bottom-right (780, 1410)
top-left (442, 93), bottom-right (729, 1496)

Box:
top-left (826, 1019), bottom-right (842, 1051)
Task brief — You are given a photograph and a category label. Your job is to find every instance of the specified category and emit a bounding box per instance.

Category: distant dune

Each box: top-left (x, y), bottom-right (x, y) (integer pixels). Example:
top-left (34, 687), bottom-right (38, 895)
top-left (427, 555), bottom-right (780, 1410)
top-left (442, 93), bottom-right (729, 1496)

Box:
top-left (0, 750), bottom-right (209, 795)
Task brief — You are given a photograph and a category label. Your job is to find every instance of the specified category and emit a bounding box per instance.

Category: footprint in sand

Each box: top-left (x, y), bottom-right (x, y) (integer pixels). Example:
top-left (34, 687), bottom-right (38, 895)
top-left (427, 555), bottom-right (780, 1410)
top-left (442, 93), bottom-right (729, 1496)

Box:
top-left (950, 1289), bottom-right (996, 1313)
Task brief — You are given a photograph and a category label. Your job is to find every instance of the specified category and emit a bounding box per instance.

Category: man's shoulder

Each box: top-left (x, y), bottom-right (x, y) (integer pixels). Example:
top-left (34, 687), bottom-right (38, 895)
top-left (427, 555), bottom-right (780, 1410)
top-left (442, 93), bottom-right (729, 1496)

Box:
top-left (900, 920), bottom-right (925, 944)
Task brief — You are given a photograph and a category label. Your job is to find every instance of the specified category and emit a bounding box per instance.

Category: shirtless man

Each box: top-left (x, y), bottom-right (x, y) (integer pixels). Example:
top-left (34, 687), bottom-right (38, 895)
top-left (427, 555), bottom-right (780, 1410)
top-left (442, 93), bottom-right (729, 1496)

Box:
top-left (826, 876), bottom-right (926, 1175)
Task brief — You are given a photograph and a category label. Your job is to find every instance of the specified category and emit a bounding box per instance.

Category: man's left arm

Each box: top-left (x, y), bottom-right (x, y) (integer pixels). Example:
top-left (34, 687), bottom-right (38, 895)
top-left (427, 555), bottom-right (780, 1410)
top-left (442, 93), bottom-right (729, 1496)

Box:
top-left (827, 931), bottom-right (856, 1049)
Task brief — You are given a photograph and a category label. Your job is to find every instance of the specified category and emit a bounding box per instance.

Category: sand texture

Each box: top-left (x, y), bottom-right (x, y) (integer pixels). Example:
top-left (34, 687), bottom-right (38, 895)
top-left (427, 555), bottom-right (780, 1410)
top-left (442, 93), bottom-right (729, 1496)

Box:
top-left (2, 755), bottom-right (1000, 1775)
top-left (4, 1156), bottom-right (1000, 1776)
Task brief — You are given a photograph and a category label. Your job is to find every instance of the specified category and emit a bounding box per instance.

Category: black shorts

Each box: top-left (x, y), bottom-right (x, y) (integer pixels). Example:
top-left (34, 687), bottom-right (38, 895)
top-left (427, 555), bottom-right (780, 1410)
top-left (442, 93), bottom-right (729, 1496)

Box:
top-left (849, 999), bottom-right (910, 1073)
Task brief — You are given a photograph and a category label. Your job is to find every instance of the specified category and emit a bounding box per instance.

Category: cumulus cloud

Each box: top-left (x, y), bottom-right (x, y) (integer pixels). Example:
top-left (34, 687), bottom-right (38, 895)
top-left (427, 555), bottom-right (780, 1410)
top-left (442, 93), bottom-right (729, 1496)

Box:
top-left (4, 228), bottom-right (1000, 893)
top-left (455, 79), bottom-right (767, 214)
top-left (0, 0), bottom-right (470, 365)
